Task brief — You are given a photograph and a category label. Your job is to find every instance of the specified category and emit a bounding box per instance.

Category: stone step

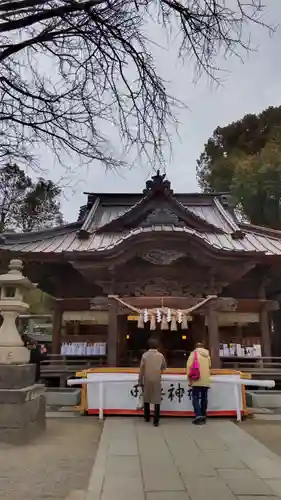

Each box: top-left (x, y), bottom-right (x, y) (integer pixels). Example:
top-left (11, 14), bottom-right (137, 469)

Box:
top-left (46, 411), bottom-right (81, 418)
top-left (252, 407), bottom-right (273, 414)
top-left (254, 413), bottom-right (281, 421)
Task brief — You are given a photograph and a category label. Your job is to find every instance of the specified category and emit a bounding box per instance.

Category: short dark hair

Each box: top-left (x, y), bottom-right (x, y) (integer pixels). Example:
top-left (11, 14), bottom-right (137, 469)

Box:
top-left (195, 342), bottom-right (204, 349)
top-left (148, 337), bottom-right (159, 349)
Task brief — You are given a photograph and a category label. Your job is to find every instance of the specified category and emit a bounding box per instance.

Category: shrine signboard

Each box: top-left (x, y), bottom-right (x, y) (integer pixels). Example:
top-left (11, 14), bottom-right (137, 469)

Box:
top-left (84, 372), bottom-right (243, 417)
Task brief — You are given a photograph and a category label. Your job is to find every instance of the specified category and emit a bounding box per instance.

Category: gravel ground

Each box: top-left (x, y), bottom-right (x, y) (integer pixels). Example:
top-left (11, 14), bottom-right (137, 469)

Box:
top-left (0, 417), bottom-right (103, 500)
top-left (242, 418), bottom-right (281, 457)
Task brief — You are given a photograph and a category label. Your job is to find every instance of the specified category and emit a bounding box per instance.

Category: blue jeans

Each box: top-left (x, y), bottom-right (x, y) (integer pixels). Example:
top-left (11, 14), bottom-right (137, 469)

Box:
top-left (192, 387), bottom-right (209, 419)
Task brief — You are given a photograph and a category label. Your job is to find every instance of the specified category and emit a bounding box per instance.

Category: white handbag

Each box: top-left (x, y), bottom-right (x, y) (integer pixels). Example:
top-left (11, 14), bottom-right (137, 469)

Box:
top-left (136, 391), bottom-right (144, 410)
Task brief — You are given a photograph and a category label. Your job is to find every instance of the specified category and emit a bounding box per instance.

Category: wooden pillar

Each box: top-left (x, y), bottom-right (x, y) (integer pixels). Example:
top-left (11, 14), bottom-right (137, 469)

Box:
top-left (236, 324), bottom-right (243, 345)
top-left (258, 280), bottom-right (272, 358)
top-left (117, 314), bottom-right (128, 366)
top-left (107, 298), bottom-right (118, 366)
top-left (192, 315), bottom-right (205, 344)
top-left (52, 300), bottom-right (62, 354)
top-left (260, 305), bottom-right (271, 357)
top-left (271, 309), bottom-right (281, 357)
top-left (207, 307), bottom-right (220, 368)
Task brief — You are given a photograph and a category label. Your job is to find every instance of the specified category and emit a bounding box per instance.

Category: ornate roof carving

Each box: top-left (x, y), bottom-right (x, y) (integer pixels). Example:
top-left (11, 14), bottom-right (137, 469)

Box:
top-left (143, 170), bottom-right (173, 195)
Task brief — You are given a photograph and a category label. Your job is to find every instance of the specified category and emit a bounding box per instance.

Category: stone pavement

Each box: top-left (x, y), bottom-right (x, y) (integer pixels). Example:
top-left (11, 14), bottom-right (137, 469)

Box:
top-left (85, 418), bottom-right (281, 500)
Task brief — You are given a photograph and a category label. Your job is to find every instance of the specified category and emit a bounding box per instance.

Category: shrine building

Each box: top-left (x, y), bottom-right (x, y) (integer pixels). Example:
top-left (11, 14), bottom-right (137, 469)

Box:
top-left (1, 171), bottom-right (281, 368)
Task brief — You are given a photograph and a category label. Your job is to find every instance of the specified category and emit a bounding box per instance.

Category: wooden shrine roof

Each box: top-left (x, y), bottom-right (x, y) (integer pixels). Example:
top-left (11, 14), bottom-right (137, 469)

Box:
top-left (1, 171), bottom-right (281, 259)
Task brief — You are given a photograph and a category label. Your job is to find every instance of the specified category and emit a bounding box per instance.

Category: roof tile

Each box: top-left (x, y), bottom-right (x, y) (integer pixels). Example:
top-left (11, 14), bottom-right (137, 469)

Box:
top-left (3, 224), bottom-right (281, 256)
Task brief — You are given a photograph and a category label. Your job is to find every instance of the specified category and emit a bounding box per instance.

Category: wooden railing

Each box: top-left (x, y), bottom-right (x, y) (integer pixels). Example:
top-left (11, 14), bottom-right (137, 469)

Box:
top-left (221, 357), bottom-right (281, 374)
top-left (39, 355), bottom-right (281, 386)
top-left (40, 354), bottom-right (106, 385)
top-left (41, 354), bottom-right (106, 369)
top-left (42, 355), bottom-right (281, 372)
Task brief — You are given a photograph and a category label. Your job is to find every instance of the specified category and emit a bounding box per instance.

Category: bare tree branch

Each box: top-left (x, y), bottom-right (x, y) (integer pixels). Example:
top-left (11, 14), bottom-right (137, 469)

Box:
top-left (0, 0), bottom-right (273, 169)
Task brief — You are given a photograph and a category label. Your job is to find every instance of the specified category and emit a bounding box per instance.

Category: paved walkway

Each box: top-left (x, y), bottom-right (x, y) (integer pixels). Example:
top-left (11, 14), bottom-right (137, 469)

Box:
top-left (85, 418), bottom-right (281, 500)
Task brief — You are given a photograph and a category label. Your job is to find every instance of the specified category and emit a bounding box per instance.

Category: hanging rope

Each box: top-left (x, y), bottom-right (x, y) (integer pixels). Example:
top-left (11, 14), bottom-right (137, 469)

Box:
top-left (181, 295), bottom-right (217, 314)
top-left (108, 294), bottom-right (217, 316)
top-left (108, 295), bottom-right (141, 313)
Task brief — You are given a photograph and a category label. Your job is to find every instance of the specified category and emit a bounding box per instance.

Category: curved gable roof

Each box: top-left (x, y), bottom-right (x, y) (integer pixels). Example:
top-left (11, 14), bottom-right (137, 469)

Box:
top-left (78, 172), bottom-right (241, 237)
top-left (94, 192), bottom-right (225, 234)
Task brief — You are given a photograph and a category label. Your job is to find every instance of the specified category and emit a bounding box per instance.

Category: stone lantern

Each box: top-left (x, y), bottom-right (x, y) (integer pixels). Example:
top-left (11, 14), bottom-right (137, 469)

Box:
top-left (0, 259), bottom-right (46, 444)
top-left (0, 259), bottom-right (34, 364)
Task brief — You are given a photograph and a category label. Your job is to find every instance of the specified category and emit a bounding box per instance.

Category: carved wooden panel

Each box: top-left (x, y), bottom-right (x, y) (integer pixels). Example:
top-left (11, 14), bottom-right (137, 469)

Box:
top-left (96, 276), bottom-right (226, 298)
top-left (135, 278), bottom-right (186, 296)
top-left (141, 208), bottom-right (183, 227)
top-left (141, 249), bottom-right (186, 265)
top-left (70, 251), bottom-right (254, 301)
top-left (94, 256), bottom-right (232, 298)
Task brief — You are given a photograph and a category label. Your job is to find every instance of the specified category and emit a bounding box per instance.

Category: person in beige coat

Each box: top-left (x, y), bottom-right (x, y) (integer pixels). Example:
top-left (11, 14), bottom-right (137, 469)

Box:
top-left (186, 342), bottom-right (211, 425)
top-left (138, 337), bottom-right (167, 426)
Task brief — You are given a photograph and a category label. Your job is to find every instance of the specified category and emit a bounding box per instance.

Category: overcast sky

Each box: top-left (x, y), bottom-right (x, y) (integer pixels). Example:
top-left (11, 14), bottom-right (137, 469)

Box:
top-left (36, 2), bottom-right (281, 223)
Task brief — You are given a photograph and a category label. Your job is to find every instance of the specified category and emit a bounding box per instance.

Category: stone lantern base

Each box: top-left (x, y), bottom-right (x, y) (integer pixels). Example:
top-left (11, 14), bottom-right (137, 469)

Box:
top-left (0, 345), bottom-right (30, 364)
top-left (0, 364), bottom-right (46, 444)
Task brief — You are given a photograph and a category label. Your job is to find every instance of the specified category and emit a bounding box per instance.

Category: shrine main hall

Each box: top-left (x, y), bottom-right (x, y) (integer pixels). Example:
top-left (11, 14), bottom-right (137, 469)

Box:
top-left (1, 171), bottom-right (281, 368)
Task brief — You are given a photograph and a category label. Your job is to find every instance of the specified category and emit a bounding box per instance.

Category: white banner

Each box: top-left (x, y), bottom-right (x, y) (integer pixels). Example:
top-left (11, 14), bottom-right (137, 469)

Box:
top-left (86, 373), bottom-right (243, 415)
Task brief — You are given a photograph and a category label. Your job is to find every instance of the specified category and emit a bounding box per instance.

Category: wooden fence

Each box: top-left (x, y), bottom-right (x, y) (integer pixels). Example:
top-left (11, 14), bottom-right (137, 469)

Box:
top-left (40, 355), bottom-right (281, 386)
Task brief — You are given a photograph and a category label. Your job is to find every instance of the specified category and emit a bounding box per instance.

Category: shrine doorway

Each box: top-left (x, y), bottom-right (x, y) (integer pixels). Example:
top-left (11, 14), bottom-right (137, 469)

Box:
top-left (123, 317), bottom-right (194, 367)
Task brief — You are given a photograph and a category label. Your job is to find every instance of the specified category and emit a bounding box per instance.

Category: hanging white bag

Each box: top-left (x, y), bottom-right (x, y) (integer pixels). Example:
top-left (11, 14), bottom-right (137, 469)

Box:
top-left (136, 389), bottom-right (144, 410)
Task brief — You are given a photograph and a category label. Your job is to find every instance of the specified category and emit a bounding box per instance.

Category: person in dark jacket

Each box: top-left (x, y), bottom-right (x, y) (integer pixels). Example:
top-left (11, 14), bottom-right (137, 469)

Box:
top-left (29, 342), bottom-right (45, 382)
